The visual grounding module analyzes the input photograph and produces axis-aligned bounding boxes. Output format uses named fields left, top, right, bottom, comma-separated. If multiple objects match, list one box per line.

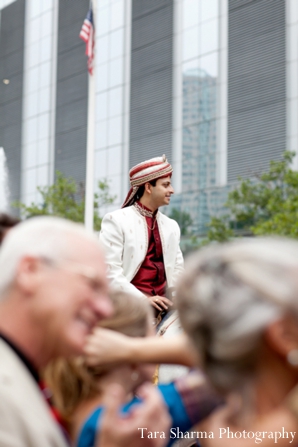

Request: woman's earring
left=287, top=349, right=298, bottom=366
left=131, top=371, right=139, bottom=381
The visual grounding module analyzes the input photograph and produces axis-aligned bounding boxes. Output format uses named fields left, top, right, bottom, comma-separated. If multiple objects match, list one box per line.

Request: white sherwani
left=100, top=205, right=184, bottom=298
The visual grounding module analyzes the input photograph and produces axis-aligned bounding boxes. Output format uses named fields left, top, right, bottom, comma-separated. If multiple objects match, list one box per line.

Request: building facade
left=0, top=0, right=297, bottom=234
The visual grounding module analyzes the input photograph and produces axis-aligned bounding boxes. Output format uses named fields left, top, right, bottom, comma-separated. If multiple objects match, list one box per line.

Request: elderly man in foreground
left=0, top=216, right=170, bottom=447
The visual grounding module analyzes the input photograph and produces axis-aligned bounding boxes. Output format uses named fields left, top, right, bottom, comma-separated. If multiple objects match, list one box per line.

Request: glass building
left=0, top=0, right=297, bottom=235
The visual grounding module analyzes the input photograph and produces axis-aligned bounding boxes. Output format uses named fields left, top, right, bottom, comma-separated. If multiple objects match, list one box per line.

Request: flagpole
left=84, top=0, right=95, bottom=231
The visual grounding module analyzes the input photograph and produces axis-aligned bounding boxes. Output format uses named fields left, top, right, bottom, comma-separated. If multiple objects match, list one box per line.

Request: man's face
left=33, top=237, right=113, bottom=359
left=150, top=176, right=174, bottom=208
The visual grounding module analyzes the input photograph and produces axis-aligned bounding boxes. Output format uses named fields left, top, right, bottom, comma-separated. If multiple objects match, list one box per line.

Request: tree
left=168, top=208, right=193, bottom=236
left=205, top=151, right=298, bottom=242
left=13, top=171, right=116, bottom=231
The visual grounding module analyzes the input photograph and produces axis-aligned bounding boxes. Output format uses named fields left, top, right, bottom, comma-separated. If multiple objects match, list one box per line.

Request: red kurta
left=131, top=202, right=167, bottom=297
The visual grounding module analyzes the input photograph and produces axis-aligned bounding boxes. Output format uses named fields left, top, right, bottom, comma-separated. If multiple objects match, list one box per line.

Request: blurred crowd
left=0, top=211, right=298, bottom=447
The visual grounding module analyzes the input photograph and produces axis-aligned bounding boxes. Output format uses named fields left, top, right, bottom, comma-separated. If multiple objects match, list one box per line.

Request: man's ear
left=15, top=256, right=41, bottom=295
left=144, top=182, right=152, bottom=195
left=264, top=315, right=298, bottom=359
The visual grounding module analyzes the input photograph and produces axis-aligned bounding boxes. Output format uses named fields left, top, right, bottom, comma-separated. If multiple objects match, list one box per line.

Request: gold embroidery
left=134, top=202, right=153, bottom=218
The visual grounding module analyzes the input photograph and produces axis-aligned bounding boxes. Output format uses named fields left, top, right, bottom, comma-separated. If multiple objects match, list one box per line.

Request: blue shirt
left=77, top=382, right=193, bottom=447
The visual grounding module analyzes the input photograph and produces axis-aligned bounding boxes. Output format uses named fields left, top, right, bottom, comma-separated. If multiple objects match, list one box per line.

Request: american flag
left=79, top=7, right=95, bottom=75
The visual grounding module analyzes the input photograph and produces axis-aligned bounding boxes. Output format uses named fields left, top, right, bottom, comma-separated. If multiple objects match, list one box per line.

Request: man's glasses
left=39, top=256, right=105, bottom=296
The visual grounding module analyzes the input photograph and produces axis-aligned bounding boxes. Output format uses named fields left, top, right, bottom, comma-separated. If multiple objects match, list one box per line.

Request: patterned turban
left=122, top=155, right=173, bottom=208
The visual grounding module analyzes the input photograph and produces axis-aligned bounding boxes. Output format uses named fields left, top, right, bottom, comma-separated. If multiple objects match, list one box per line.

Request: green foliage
left=169, top=208, right=193, bottom=235
left=13, top=171, right=116, bottom=231
left=205, top=151, right=298, bottom=242
left=205, top=217, right=234, bottom=243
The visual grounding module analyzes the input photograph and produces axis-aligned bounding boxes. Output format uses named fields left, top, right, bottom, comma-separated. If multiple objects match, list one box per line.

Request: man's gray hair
left=0, top=216, right=98, bottom=297
left=176, top=238, right=298, bottom=392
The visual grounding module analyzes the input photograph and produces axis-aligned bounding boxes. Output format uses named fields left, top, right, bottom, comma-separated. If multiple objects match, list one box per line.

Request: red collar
left=134, top=201, right=158, bottom=218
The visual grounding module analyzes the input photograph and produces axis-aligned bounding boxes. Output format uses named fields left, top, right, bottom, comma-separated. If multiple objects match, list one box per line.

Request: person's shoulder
left=77, top=407, right=104, bottom=447
left=102, top=207, right=137, bottom=226
left=102, top=208, right=126, bottom=222
left=0, top=340, right=35, bottom=389
left=158, top=211, right=179, bottom=229
left=0, top=340, right=40, bottom=406
left=0, top=338, right=21, bottom=372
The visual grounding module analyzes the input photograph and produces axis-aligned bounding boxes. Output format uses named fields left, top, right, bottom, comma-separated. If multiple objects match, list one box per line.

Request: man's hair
left=0, top=216, right=98, bottom=297
left=136, top=179, right=157, bottom=200
left=0, top=213, right=20, bottom=245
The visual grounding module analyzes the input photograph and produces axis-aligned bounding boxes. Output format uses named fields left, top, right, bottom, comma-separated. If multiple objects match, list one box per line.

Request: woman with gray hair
left=176, top=237, right=298, bottom=446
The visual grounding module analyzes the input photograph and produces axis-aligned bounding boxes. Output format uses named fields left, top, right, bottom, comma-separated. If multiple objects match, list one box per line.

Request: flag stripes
left=79, top=7, right=95, bottom=75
